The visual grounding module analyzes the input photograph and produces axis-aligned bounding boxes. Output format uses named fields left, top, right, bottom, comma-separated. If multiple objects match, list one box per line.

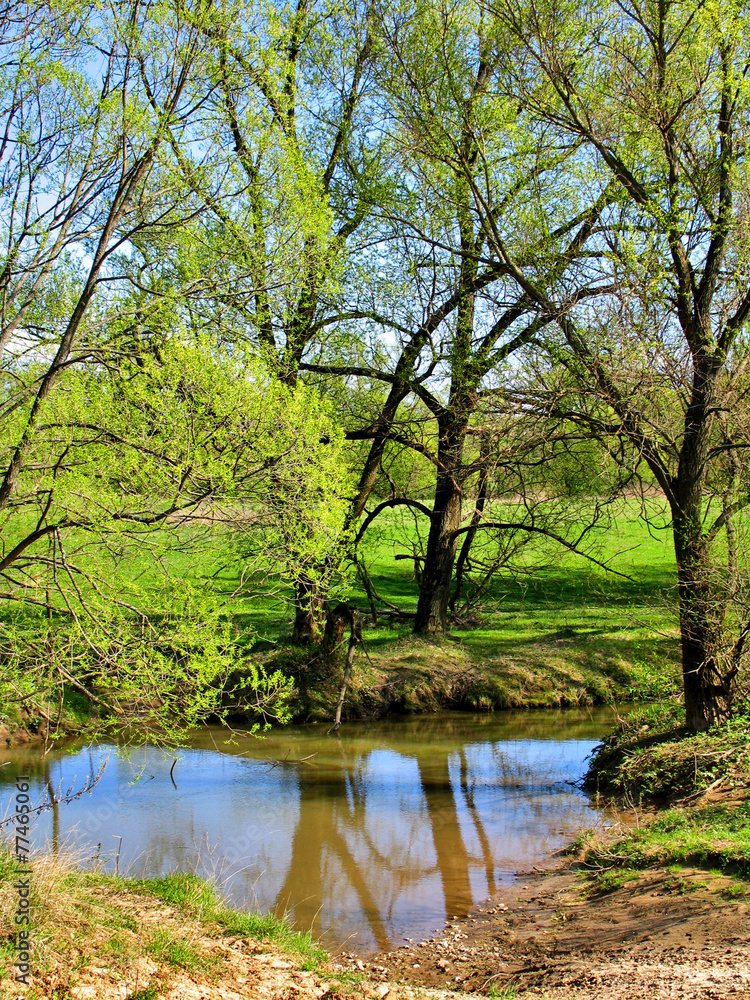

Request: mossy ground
left=269, top=629, right=680, bottom=723
left=584, top=704, right=750, bottom=800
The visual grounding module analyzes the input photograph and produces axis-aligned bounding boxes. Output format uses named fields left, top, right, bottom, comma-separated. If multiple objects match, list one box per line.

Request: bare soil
left=340, top=854, right=750, bottom=999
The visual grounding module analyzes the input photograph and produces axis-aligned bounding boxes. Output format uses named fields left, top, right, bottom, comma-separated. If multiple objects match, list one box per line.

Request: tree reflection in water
left=0, top=711, right=610, bottom=952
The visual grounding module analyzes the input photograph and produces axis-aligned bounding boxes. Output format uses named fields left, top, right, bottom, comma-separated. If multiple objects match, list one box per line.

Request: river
left=0, top=708, right=619, bottom=952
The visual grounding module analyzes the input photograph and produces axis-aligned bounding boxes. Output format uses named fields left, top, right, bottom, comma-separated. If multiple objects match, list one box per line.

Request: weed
left=217, top=909, right=326, bottom=966
left=584, top=801, right=750, bottom=880
left=488, top=983, right=518, bottom=998
left=589, top=867, right=641, bottom=894
left=723, top=882, right=750, bottom=899
left=126, top=986, right=160, bottom=1000
left=585, top=710, right=750, bottom=800
left=329, top=969, right=367, bottom=985
left=147, top=927, right=211, bottom=972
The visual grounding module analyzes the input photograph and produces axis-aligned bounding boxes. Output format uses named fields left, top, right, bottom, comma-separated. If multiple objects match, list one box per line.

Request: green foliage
left=0, top=341, right=352, bottom=742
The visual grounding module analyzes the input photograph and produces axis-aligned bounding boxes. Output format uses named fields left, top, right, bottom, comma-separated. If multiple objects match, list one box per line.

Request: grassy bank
left=0, top=847, right=332, bottom=1000
left=263, top=499, right=682, bottom=720
left=577, top=707, right=750, bottom=895
left=0, top=498, right=683, bottom=740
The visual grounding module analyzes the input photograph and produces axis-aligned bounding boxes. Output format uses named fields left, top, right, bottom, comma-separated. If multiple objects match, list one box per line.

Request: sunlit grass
left=0, top=846, right=328, bottom=994
left=584, top=800, right=750, bottom=887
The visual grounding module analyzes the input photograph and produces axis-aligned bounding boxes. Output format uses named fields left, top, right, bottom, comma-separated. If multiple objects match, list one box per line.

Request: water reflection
left=0, top=709, right=615, bottom=951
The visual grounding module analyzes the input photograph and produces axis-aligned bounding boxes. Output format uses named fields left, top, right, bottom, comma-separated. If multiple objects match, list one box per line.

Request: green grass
left=0, top=847, right=329, bottom=994
left=584, top=800, right=750, bottom=886
left=134, top=871, right=327, bottom=968
left=146, top=927, right=211, bottom=972
left=126, top=987, right=160, bottom=1000
left=360, top=496, right=677, bottom=651
left=487, top=983, right=518, bottom=998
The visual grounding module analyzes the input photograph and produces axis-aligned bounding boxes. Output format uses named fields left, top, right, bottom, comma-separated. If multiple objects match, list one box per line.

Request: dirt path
left=337, top=855, right=750, bottom=999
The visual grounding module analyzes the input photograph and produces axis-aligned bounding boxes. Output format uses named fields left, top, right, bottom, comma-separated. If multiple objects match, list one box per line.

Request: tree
left=0, top=339, right=350, bottom=742
left=303, top=0, right=615, bottom=634
left=161, top=0, right=383, bottom=642
left=0, top=0, right=207, bottom=570
left=494, top=0, right=750, bottom=730
left=0, top=2, right=352, bottom=739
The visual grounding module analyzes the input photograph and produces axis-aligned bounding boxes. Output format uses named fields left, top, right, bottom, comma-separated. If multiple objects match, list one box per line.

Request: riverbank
left=0, top=630, right=680, bottom=745
left=270, top=631, right=680, bottom=723
left=340, top=711, right=750, bottom=998
left=372, top=708, right=750, bottom=1000
left=369, top=825, right=750, bottom=999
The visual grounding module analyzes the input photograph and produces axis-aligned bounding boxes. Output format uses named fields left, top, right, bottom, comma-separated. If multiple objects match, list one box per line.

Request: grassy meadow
left=0, top=495, right=683, bottom=734
left=233, top=495, right=683, bottom=716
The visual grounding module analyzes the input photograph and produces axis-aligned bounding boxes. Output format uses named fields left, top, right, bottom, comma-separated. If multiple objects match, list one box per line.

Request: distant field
left=152, top=496, right=681, bottom=672
left=181, top=495, right=679, bottom=710
left=359, top=495, right=674, bottom=629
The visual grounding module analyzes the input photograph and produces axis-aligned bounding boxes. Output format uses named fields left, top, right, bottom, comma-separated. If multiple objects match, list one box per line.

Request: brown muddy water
left=0, top=709, right=621, bottom=952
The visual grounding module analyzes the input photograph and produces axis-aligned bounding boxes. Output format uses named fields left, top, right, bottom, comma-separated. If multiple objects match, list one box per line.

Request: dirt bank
left=346, top=852, right=750, bottom=999
left=275, top=634, right=678, bottom=723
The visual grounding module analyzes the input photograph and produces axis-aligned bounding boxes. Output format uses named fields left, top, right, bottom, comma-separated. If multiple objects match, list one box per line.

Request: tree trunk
left=674, top=523, right=733, bottom=732
left=292, top=575, right=325, bottom=645
left=414, top=415, right=467, bottom=635
left=672, top=383, right=734, bottom=732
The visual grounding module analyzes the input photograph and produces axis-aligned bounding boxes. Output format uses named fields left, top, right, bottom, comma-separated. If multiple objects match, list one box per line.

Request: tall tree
left=494, top=0, right=750, bottom=730
left=165, top=0, right=383, bottom=642
left=0, top=0, right=206, bottom=563
left=303, top=0, right=613, bottom=633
